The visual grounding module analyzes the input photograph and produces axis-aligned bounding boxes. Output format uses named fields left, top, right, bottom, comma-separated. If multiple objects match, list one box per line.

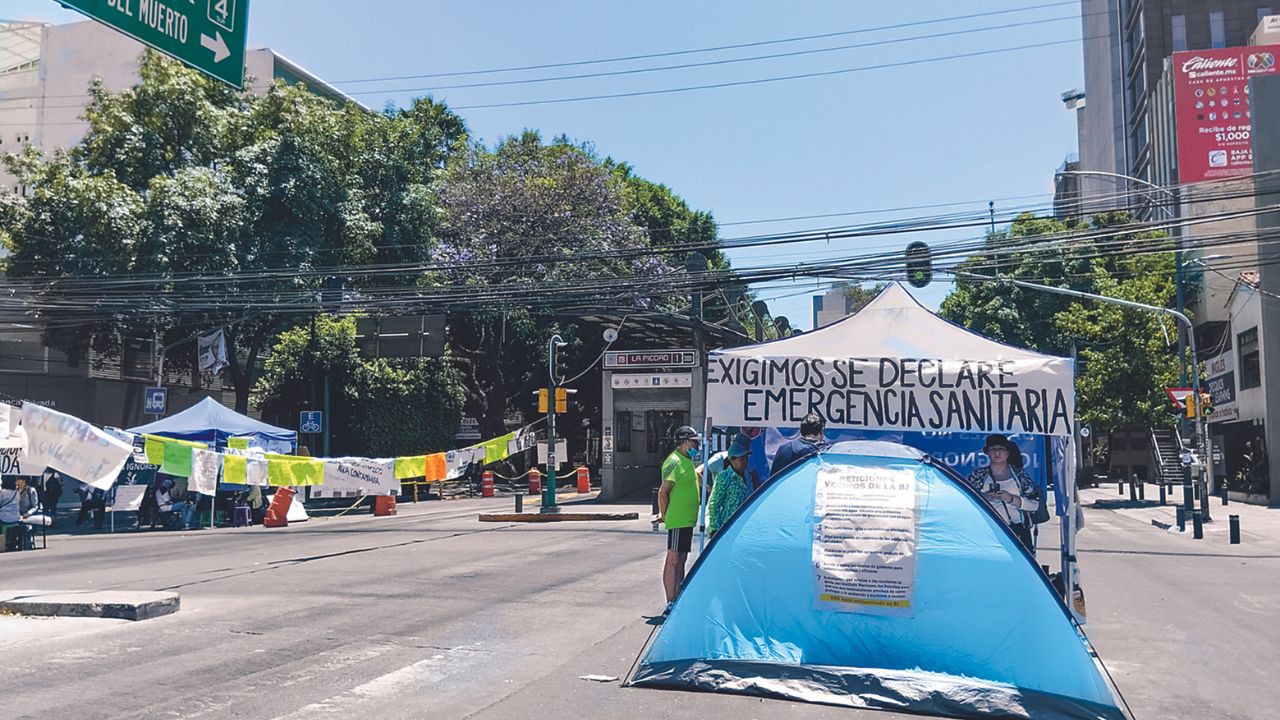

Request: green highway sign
left=60, top=0, right=248, bottom=89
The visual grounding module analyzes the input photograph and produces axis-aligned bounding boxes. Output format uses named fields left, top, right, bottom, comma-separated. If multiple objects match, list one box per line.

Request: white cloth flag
left=190, top=448, right=222, bottom=496
left=244, top=456, right=268, bottom=487
left=197, top=329, right=229, bottom=374
left=318, top=457, right=397, bottom=497
left=22, top=404, right=132, bottom=490
left=445, top=450, right=462, bottom=480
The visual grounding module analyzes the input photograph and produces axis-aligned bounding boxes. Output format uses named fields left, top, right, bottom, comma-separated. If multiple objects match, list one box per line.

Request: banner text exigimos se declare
left=707, top=355, right=1073, bottom=436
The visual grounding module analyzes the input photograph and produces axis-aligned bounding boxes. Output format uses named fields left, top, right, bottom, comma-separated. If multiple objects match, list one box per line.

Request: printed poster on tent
left=812, top=464, right=917, bottom=616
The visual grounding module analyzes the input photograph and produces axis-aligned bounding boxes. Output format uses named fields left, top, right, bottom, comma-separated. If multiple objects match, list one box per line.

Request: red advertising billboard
left=1174, top=45, right=1280, bottom=183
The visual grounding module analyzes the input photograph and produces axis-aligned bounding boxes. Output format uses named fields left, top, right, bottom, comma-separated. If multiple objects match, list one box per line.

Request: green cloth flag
left=150, top=436, right=207, bottom=477
left=395, top=455, right=426, bottom=480
left=228, top=437, right=250, bottom=450
left=265, top=453, right=324, bottom=486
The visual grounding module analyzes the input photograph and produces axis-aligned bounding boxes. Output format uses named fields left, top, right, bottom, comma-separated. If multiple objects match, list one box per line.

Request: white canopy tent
left=705, top=283, right=1082, bottom=614
left=707, top=283, right=1075, bottom=437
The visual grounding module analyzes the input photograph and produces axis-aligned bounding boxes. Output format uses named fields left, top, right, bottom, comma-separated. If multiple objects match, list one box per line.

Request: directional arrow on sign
left=201, top=32, right=230, bottom=63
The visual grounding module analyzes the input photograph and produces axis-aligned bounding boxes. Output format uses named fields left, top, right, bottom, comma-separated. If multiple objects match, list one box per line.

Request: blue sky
left=8, top=1, right=1083, bottom=329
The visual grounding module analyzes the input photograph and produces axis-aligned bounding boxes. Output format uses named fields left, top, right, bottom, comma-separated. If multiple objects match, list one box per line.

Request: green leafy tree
left=841, top=282, right=889, bottom=314
left=940, top=213, right=1181, bottom=433
left=254, top=315, right=465, bottom=456
left=1, top=52, right=465, bottom=412
left=436, top=132, right=668, bottom=436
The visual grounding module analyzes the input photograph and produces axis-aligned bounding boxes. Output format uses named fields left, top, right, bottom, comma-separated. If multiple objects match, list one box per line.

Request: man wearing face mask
left=655, top=425, right=702, bottom=613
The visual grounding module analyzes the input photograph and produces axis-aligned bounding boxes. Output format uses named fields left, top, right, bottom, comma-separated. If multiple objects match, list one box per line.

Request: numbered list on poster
left=812, top=465, right=917, bottom=615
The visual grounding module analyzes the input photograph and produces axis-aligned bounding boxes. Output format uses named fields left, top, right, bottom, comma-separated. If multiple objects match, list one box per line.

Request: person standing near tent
left=655, top=425, right=702, bottom=611
left=40, top=469, right=63, bottom=522
left=707, top=434, right=752, bottom=537
left=964, top=434, right=1041, bottom=551
left=769, top=413, right=829, bottom=479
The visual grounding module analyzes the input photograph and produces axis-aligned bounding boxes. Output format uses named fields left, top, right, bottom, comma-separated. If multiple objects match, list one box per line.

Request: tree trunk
left=225, top=324, right=270, bottom=414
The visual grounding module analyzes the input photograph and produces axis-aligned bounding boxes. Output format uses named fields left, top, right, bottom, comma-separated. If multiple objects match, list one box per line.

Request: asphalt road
left=2, top=491, right=1277, bottom=720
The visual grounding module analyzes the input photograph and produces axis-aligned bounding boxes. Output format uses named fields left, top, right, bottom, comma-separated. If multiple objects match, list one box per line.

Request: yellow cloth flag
left=224, top=454, right=247, bottom=485
left=485, top=433, right=516, bottom=464
left=265, top=453, right=324, bottom=486
left=395, top=455, right=426, bottom=479
left=145, top=436, right=165, bottom=465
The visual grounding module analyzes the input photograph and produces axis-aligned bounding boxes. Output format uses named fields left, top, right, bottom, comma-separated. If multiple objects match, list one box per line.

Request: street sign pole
left=60, top=0, right=249, bottom=89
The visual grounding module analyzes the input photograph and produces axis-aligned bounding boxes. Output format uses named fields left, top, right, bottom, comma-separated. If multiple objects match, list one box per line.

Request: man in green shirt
left=656, top=425, right=702, bottom=609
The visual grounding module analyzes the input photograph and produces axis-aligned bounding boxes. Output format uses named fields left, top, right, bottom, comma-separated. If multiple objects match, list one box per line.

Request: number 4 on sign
left=208, top=0, right=236, bottom=32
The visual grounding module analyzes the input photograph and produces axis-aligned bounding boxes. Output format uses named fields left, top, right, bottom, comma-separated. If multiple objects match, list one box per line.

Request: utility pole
left=1056, top=169, right=1198, bottom=515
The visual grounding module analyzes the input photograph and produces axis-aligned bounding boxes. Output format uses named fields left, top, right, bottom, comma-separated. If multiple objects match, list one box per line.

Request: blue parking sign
left=300, top=411, right=323, bottom=434
left=144, top=387, right=167, bottom=415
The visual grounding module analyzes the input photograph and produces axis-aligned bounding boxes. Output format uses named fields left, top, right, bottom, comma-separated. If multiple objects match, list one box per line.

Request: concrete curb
left=0, top=590, right=180, bottom=621
left=478, top=512, right=640, bottom=523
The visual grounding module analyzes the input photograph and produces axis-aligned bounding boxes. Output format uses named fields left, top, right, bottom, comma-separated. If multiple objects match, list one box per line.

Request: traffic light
left=1200, top=392, right=1214, bottom=416
left=555, top=387, right=568, bottom=413
left=905, top=241, right=932, bottom=288
left=1185, top=393, right=1196, bottom=419
left=537, top=388, right=548, bottom=414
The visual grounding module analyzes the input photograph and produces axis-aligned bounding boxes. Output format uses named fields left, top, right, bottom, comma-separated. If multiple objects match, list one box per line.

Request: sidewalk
left=1080, top=483, right=1280, bottom=546
left=13, top=486, right=603, bottom=547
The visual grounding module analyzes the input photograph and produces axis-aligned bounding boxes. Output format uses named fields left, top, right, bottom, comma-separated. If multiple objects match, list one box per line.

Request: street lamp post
left=956, top=271, right=1212, bottom=530
left=1055, top=170, right=1206, bottom=518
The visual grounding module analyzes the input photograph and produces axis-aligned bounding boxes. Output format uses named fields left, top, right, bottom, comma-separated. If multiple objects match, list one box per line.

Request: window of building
left=1238, top=327, right=1261, bottom=389
left=1211, top=11, right=1227, bottom=48
left=1172, top=15, right=1187, bottom=52
left=614, top=411, right=632, bottom=452
left=1260, top=8, right=1274, bottom=24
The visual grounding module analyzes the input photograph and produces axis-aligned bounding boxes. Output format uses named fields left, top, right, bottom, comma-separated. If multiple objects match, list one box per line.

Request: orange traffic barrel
left=482, top=471, right=495, bottom=497
left=529, top=468, right=541, bottom=495
left=576, top=466, right=590, bottom=493
left=374, top=495, right=397, bottom=516
left=263, top=487, right=294, bottom=528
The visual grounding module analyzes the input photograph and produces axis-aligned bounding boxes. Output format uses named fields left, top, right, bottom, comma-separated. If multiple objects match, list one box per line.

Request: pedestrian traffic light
left=906, top=241, right=932, bottom=288
left=1200, top=392, right=1214, bottom=416
left=555, top=387, right=568, bottom=413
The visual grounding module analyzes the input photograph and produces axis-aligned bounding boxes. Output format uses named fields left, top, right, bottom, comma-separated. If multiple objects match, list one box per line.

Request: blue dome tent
left=628, top=442, right=1128, bottom=719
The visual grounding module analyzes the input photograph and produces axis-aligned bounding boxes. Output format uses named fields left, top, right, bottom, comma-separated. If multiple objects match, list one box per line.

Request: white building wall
left=0, top=20, right=295, bottom=194
left=1227, top=286, right=1266, bottom=422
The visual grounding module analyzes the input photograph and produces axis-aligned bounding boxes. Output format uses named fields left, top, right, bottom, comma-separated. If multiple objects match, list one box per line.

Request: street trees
left=435, top=133, right=675, bottom=436
left=941, top=213, right=1181, bottom=433
left=254, top=315, right=465, bottom=457
left=1, top=52, right=465, bottom=413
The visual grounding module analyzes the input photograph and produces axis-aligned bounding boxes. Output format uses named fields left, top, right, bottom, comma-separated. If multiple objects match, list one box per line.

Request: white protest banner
left=0, top=448, right=27, bottom=475
left=812, top=464, right=917, bottom=616
left=22, top=404, right=132, bottom=490
left=707, top=354, right=1075, bottom=436
left=190, top=448, right=222, bottom=496
left=317, top=457, right=397, bottom=497
left=0, top=403, right=25, bottom=449
left=111, top=484, right=148, bottom=512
